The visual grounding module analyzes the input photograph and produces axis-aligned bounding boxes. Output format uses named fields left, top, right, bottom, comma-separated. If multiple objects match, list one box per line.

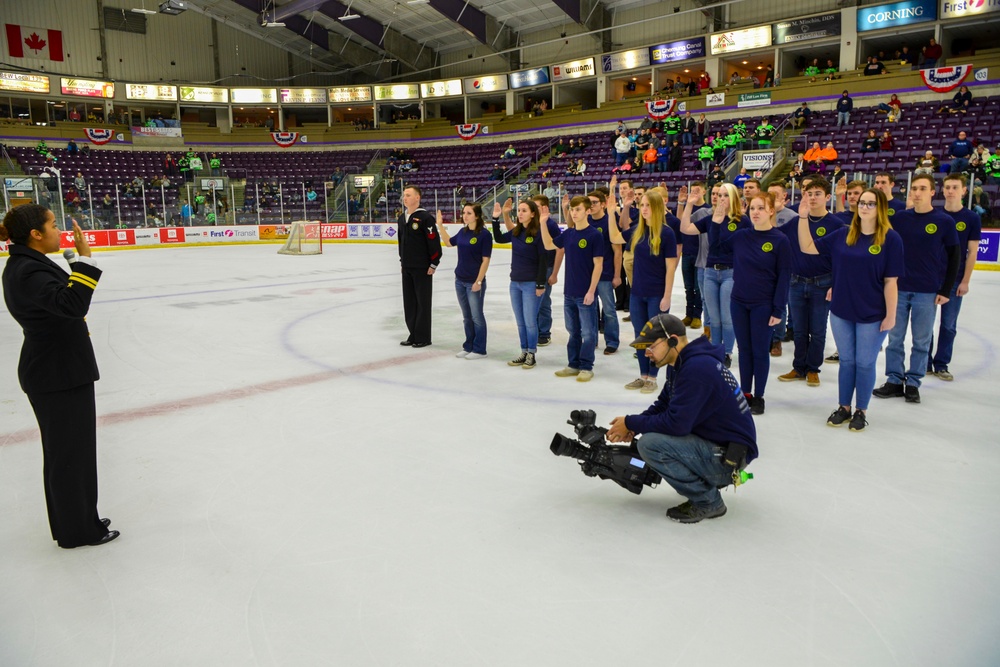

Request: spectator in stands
left=804, top=59, right=821, bottom=77
left=754, top=117, right=775, bottom=149
left=577, top=158, right=587, bottom=175
left=614, top=131, right=631, bottom=167
left=971, top=182, right=990, bottom=224
left=762, top=64, right=775, bottom=88
left=924, top=38, right=942, bottom=68
left=568, top=139, right=581, bottom=154
left=635, top=128, right=651, bottom=155
left=900, top=45, right=918, bottom=69
left=707, top=164, right=726, bottom=188
left=490, top=164, right=505, bottom=181
left=969, top=145, right=992, bottom=182
left=792, top=102, right=811, bottom=129
left=948, top=131, right=974, bottom=174
left=553, top=138, right=568, bottom=157
left=35, top=140, right=48, bottom=156
left=543, top=180, right=558, bottom=201
left=65, top=187, right=81, bottom=212
left=862, top=129, right=881, bottom=153
left=668, top=139, right=684, bottom=172
left=682, top=112, right=697, bottom=146
left=698, top=138, right=715, bottom=172
left=877, top=93, right=903, bottom=117
left=865, top=56, right=887, bottom=76
left=698, top=71, right=711, bottom=92
left=786, top=164, right=804, bottom=188
left=823, top=60, right=839, bottom=80
left=210, top=154, right=221, bottom=176
left=654, top=140, right=668, bottom=173
left=696, top=113, right=710, bottom=142
left=503, top=144, right=517, bottom=159
left=306, top=187, right=317, bottom=202
left=330, top=167, right=344, bottom=186
left=74, top=172, right=86, bottom=192
left=830, top=164, right=846, bottom=185
left=806, top=160, right=827, bottom=175
left=729, top=71, right=741, bottom=85
left=880, top=131, right=895, bottom=152
left=939, top=85, right=973, bottom=114
left=733, top=168, right=750, bottom=190
left=914, top=150, right=940, bottom=175
left=804, top=142, right=823, bottom=162
left=836, top=90, right=853, bottom=127
left=66, top=139, right=78, bottom=155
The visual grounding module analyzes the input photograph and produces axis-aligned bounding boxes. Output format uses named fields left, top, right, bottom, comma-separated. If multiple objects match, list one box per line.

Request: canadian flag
left=5, top=24, right=64, bottom=62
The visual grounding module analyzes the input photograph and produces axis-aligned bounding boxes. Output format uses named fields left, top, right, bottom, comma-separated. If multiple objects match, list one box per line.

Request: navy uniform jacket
left=397, top=208, right=442, bottom=270
left=2, top=245, right=102, bottom=394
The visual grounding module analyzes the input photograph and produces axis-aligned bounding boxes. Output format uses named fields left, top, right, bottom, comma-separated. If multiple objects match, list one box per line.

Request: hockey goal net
left=277, top=221, right=323, bottom=255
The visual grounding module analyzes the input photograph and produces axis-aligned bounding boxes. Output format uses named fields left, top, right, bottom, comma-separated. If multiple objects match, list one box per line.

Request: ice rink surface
left=1, top=243, right=998, bottom=666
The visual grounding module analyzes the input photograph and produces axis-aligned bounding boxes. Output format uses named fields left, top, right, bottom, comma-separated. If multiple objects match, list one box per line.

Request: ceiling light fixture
left=339, top=2, right=359, bottom=20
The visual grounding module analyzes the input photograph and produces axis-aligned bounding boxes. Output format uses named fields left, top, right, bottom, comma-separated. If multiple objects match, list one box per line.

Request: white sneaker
left=641, top=379, right=658, bottom=394
left=455, top=350, right=469, bottom=358
left=554, top=367, right=580, bottom=377
left=465, top=352, right=488, bottom=360
left=576, top=370, right=594, bottom=382
left=624, top=378, right=645, bottom=390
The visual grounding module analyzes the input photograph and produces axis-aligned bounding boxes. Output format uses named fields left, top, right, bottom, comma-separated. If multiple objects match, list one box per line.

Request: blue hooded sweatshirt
left=624, top=337, right=759, bottom=463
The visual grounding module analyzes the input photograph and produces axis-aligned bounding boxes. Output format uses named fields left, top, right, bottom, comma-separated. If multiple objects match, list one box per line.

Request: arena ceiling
left=180, top=0, right=715, bottom=80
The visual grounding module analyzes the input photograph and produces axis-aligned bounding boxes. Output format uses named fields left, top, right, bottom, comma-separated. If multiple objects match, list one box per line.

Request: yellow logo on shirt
left=526, top=236, right=534, bottom=244
left=925, top=224, right=937, bottom=234
left=956, top=221, right=967, bottom=232
left=762, top=242, right=773, bottom=252
left=816, top=227, right=826, bottom=236
left=869, top=244, right=882, bottom=255
left=470, top=237, right=478, bottom=245
left=887, top=208, right=895, bottom=216
left=578, top=239, right=587, bottom=249
left=727, top=222, right=737, bottom=231
left=411, top=222, right=419, bottom=230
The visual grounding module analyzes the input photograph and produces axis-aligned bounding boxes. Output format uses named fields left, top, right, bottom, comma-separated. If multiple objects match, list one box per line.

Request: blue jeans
left=538, top=266, right=555, bottom=337
left=616, top=152, right=628, bottom=166
left=682, top=131, right=693, bottom=146
left=697, top=267, right=711, bottom=329
left=564, top=295, right=599, bottom=371
left=681, top=255, right=702, bottom=319
left=455, top=279, right=487, bottom=354
left=950, top=158, right=969, bottom=174
left=510, top=281, right=542, bottom=353
left=885, top=291, right=937, bottom=388
left=788, top=275, right=832, bottom=374
left=830, top=313, right=887, bottom=411
left=636, top=433, right=731, bottom=509
left=929, top=286, right=962, bottom=371
left=595, top=280, right=620, bottom=350
left=702, top=267, right=734, bottom=354
left=836, top=111, right=850, bottom=127
left=630, top=294, right=666, bottom=377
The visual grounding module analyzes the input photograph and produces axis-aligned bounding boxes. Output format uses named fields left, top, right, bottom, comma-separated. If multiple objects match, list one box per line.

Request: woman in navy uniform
left=1, top=205, right=118, bottom=548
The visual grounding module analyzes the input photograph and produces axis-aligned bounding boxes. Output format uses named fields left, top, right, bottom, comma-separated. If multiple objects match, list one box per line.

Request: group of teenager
left=396, top=165, right=980, bottom=432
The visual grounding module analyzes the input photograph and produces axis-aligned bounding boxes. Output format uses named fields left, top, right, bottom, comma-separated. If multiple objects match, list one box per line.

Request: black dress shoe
left=411, top=341, right=432, bottom=348
left=101, top=518, right=111, bottom=528
left=400, top=339, right=414, bottom=346
left=59, top=530, right=120, bottom=549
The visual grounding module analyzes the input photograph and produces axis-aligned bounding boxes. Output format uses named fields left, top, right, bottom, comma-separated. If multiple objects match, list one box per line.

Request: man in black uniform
left=397, top=185, right=441, bottom=347
left=1, top=205, right=119, bottom=548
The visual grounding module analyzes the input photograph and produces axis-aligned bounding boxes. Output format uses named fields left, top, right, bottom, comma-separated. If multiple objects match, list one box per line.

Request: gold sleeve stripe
left=68, top=274, right=98, bottom=290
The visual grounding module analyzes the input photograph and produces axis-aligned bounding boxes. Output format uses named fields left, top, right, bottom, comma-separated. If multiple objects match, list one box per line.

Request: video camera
left=550, top=409, right=661, bottom=495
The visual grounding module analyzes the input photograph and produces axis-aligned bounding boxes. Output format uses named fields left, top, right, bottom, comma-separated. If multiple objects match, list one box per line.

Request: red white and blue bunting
left=270, top=132, right=300, bottom=148
left=456, top=123, right=481, bottom=141
left=84, top=128, right=115, bottom=145
left=920, top=65, right=972, bottom=93
left=645, top=99, right=677, bottom=120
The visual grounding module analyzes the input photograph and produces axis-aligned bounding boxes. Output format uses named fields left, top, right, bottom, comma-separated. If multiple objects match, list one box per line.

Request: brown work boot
left=682, top=316, right=693, bottom=326
left=778, top=369, right=805, bottom=382
left=770, top=341, right=782, bottom=357
left=806, top=372, right=820, bottom=386
left=703, top=325, right=711, bottom=339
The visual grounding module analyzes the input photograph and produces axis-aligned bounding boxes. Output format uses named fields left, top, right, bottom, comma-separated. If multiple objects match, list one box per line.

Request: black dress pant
left=401, top=267, right=434, bottom=344
left=27, top=383, right=108, bottom=548
left=614, top=263, right=630, bottom=310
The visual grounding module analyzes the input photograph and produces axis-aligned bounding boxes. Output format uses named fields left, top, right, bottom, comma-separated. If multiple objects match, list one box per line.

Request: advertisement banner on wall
left=738, top=92, right=772, bottom=107
left=551, top=58, right=596, bottom=81
left=510, top=67, right=550, bottom=89
left=706, top=92, right=726, bottom=106
left=62, top=78, right=115, bottom=98
left=773, top=13, right=842, bottom=43
left=858, top=0, right=936, bottom=31
left=132, top=126, right=183, bottom=138
left=463, top=75, right=509, bottom=94
left=940, top=0, right=1000, bottom=20
left=158, top=228, right=186, bottom=244
left=649, top=37, right=706, bottom=64
left=373, top=84, right=420, bottom=101
left=329, top=86, right=371, bottom=103
left=710, top=26, right=772, bottom=55
left=602, top=48, right=650, bottom=73
left=420, top=79, right=463, bottom=98
left=180, top=86, right=228, bottom=103
left=978, top=231, right=1000, bottom=262
left=322, top=223, right=348, bottom=240
left=742, top=151, right=775, bottom=171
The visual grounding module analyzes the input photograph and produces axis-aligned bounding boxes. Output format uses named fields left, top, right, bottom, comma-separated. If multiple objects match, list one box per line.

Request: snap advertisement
left=858, top=0, right=936, bottom=31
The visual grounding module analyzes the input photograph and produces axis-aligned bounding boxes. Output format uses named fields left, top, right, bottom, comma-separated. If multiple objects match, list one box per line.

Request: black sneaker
left=849, top=410, right=868, bottom=431
left=723, top=354, right=732, bottom=369
left=750, top=396, right=765, bottom=415
left=825, top=351, right=839, bottom=364
left=603, top=347, right=618, bottom=355
left=904, top=385, right=921, bottom=404
left=872, top=382, right=904, bottom=399
left=667, top=500, right=727, bottom=523
left=537, top=336, right=551, bottom=347
left=827, top=406, right=852, bottom=427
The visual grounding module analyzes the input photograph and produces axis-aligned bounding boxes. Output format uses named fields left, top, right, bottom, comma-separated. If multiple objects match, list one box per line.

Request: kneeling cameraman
left=607, top=314, right=758, bottom=523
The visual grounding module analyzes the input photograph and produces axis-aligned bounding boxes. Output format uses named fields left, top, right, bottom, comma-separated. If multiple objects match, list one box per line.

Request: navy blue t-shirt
left=553, top=225, right=605, bottom=297
left=680, top=204, right=710, bottom=256
left=451, top=227, right=493, bottom=282
left=693, top=214, right=751, bottom=266
left=543, top=218, right=563, bottom=268
left=727, top=227, right=792, bottom=318
left=892, top=208, right=960, bottom=293
left=589, top=213, right=618, bottom=281
left=621, top=224, right=678, bottom=298
left=815, top=227, right=905, bottom=323
left=495, top=224, right=547, bottom=284
left=886, top=198, right=904, bottom=215
left=779, top=213, right=844, bottom=277
left=944, top=207, right=982, bottom=278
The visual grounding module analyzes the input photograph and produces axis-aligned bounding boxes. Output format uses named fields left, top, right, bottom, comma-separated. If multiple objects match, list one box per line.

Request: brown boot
left=703, top=325, right=711, bottom=339
left=806, top=372, right=820, bottom=387
left=778, top=369, right=805, bottom=382
left=770, top=341, right=782, bottom=357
